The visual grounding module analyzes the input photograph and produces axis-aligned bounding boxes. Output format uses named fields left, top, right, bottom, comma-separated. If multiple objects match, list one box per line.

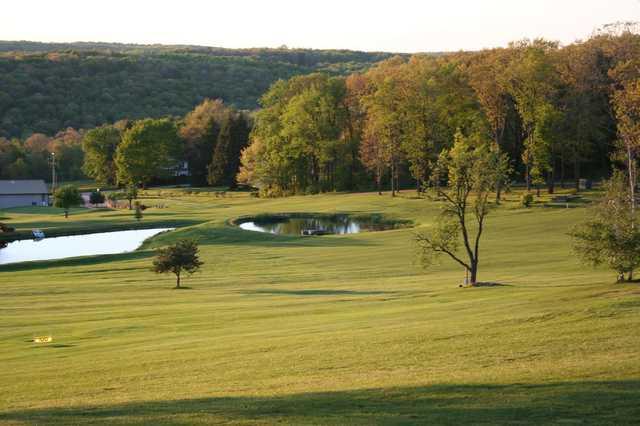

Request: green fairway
left=1, top=189, right=639, bottom=425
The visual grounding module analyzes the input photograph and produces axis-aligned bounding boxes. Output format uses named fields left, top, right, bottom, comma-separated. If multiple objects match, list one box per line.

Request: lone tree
left=153, top=239, right=203, bottom=289
left=570, top=171, right=640, bottom=282
left=89, top=190, right=105, bottom=206
left=53, top=185, right=84, bottom=218
left=416, top=132, right=509, bottom=286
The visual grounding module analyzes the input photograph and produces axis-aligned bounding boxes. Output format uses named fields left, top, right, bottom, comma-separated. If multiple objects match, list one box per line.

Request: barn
left=0, top=180, right=49, bottom=208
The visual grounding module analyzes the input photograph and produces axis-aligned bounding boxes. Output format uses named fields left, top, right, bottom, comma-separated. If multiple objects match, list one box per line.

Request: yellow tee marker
left=33, top=336, right=52, bottom=343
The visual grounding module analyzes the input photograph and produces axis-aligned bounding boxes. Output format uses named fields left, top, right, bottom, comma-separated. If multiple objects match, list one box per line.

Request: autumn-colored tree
left=611, top=61, right=640, bottom=216
left=180, top=99, right=228, bottom=185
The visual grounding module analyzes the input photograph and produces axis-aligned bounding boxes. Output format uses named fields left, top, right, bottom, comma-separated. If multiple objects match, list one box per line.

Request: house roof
left=0, top=180, right=48, bottom=195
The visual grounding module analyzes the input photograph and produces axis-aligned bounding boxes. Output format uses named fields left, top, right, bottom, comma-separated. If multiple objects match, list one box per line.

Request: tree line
left=0, top=99, right=251, bottom=189
left=239, top=29, right=640, bottom=196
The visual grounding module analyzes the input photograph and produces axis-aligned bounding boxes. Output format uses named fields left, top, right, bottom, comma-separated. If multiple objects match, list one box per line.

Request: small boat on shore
left=301, top=229, right=332, bottom=236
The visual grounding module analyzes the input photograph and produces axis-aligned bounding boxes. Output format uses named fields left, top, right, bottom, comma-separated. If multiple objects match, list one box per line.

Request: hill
left=0, top=189, right=639, bottom=423
left=0, top=41, right=404, bottom=138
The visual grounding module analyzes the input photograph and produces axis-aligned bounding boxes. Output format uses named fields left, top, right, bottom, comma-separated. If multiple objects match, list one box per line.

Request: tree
left=124, top=184, right=138, bottom=210
left=210, top=116, right=231, bottom=188
left=180, top=99, right=228, bottom=186
left=134, top=201, right=143, bottom=221
left=611, top=62, right=640, bottom=217
left=468, top=49, right=512, bottom=201
left=82, top=125, right=121, bottom=185
left=152, top=239, right=203, bottom=289
left=570, top=171, right=640, bottom=282
left=416, top=132, right=508, bottom=286
left=115, top=118, right=181, bottom=188
left=89, top=190, right=105, bottom=205
left=361, top=57, right=406, bottom=196
left=504, top=40, right=559, bottom=192
left=53, top=185, right=83, bottom=218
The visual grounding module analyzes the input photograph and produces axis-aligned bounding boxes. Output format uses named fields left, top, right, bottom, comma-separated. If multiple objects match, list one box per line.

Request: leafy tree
left=208, top=111, right=251, bottom=187
left=611, top=61, right=640, bottom=216
left=152, top=239, right=204, bottom=289
left=571, top=171, right=640, bottom=282
left=361, top=57, right=406, bottom=196
left=89, top=190, right=105, bottom=205
left=504, top=40, right=559, bottom=192
left=53, top=185, right=83, bottom=218
left=82, top=125, right=121, bottom=185
left=115, top=118, right=181, bottom=188
left=468, top=48, right=513, bottom=201
left=416, top=132, right=508, bottom=286
left=180, top=99, right=227, bottom=185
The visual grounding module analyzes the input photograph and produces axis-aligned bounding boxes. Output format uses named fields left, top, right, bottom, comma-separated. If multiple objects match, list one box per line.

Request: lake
left=0, top=228, right=172, bottom=265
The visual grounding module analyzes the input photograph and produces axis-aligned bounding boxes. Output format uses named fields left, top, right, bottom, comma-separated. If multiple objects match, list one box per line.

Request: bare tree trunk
left=628, top=144, right=636, bottom=223
left=560, top=154, right=565, bottom=189
left=574, top=158, right=581, bottom=192
left=175, top=273, right=181, bottom=289
left=470, top=261, right=478, bottom=286
left=391, top=161, right=396, bottom=197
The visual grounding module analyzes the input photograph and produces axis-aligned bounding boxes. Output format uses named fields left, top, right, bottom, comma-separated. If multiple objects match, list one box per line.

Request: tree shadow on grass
left=1, top=381, right=638, bottom=425
left=242, top=289, right=399, bottom=296
left=0, top=251, right=155, bottom=272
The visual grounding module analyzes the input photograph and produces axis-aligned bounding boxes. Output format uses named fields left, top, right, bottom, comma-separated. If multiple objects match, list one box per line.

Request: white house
left=0, top=180, right=49, bottom=208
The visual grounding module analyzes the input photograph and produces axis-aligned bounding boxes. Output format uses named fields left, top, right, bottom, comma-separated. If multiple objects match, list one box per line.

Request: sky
left=2, top=0, right=639, bottom=53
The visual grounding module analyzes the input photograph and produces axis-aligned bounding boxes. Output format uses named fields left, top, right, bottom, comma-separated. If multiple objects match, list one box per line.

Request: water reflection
left=238, top=216, right=393, bottom=236
left=0, top=228, right=172, bottom=265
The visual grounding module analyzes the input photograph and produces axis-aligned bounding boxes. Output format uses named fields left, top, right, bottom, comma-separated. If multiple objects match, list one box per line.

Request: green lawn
left=0, top=189, right=639, bottom=425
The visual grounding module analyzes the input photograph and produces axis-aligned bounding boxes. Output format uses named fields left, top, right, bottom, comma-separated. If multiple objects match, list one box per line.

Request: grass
left=0, top=188, right=638, bottom=425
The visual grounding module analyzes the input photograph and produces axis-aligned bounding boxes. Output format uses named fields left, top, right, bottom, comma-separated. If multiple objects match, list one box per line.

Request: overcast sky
left=3, top=0, right=639, bottom=52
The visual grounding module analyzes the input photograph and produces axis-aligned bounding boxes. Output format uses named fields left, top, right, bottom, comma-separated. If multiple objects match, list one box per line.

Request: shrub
left=520, top=192, right=534, bottom=208
left=89, top=190, right=105, bottom=205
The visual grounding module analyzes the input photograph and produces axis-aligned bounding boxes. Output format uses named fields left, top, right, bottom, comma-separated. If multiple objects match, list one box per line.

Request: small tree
left=570, top=171, right=640, bottom=282
left=153, top=239, right=203, bottom=289
left=416, top=132, right=509, bottom=286
left=89, top=190, right=105, bottom=206
left=134, top=201, right=143, bottom=221
left=124, top=184, right=138, bottom=210
left=53, top=185, right=84, bottom=218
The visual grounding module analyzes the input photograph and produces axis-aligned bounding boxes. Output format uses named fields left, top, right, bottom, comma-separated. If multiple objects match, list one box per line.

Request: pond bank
left=0, top=220, right=192, bottom=243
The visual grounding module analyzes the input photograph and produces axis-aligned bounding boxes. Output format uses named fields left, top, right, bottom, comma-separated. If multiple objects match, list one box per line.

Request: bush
left=89, top=190, right=105, bottom=205
left=520, top=192, right=534, bottom=208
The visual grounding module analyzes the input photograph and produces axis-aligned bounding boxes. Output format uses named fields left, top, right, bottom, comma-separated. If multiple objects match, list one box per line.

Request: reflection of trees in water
left=249, top=215, right=396, bottom=235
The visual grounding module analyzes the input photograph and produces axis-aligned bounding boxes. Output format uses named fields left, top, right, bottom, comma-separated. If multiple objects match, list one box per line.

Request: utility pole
left=50, top=152, right=57, bottom=203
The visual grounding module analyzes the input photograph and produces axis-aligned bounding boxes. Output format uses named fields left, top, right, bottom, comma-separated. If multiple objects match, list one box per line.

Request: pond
left=0, top=228, right=172, bottom=265
left=237, top=214, right=402, bottom=236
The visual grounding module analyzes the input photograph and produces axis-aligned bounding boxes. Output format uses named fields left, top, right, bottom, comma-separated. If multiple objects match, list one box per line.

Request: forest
left=0, top=42, right=396, bottom=138
left=1, top=30, right=639, bottom=193
left=239, top=31, right=640, bottom=195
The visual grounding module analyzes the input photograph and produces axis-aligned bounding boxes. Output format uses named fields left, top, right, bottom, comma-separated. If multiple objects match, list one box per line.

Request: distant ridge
left=0, top=41, right=434, bottom=138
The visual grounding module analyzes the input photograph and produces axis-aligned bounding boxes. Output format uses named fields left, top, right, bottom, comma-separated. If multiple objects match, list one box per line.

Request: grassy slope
left=0, top=189, right=639, bottom=425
